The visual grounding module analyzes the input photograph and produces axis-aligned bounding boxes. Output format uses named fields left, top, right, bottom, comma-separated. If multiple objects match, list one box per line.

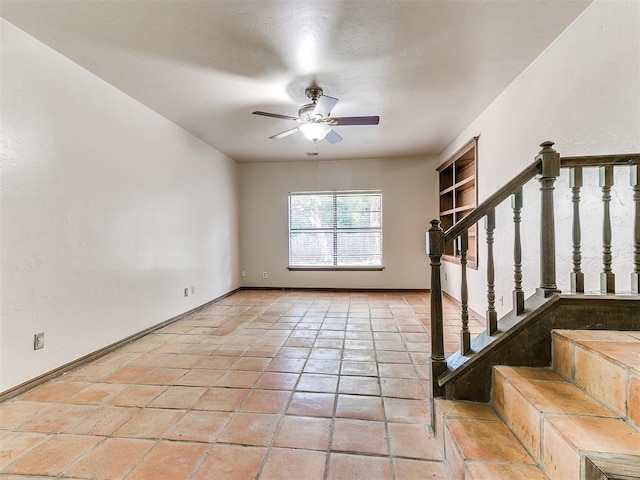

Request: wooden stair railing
left=427, top=141, right=640, bottom=398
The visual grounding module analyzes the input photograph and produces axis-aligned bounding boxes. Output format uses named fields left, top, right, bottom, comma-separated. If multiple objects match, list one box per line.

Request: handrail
left=443, top=152, right=640, bottom=244
left=561, top=153, right=640, bottom=168
left=444, top=160, right=540, bottom=242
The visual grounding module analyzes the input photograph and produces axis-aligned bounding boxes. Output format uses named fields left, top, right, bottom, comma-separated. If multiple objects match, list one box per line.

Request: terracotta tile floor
left=1, top=289, right=484, bottom=479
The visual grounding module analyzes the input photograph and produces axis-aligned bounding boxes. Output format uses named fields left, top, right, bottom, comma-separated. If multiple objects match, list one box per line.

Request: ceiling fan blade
left=331, top=116, right=380, bottom=126
left=313, top=95, right=339, bottom=118
left=253, top=111, right=301, bottom=122
left=325, top=129, right=343, bottom=144
left=269, top=127, right=299, bottom=139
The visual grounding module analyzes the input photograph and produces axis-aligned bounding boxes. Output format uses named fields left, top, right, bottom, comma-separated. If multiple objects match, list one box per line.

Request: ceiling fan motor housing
left=298, top=103, right=318, bottom=122
left=300, top=87, right=325, bottom=121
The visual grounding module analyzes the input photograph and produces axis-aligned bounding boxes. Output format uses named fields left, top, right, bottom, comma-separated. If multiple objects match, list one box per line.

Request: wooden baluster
left=427, top=219, right=446, bottom=398
left=632, top=165, right=640, bottom=294
left=600, top=165, right=615, bottom=293
left=536, top=141, right=561, bottom=297
left=570, top=167, right=585, bottom=293
left=485, top=209, right=497, bottom=335
left=512, top=187, right=524, bottom=314
left=458, top=231, right=471, bottom=354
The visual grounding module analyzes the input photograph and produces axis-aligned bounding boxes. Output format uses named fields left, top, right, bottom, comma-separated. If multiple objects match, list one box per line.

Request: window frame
left=287, top=190, right=384, bottom=271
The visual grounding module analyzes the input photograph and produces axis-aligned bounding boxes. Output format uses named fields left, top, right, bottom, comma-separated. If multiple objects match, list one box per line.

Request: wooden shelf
left=437, top=137, right=479, bottom=268
left=440, top=175, right=475, bottom=195
left=456, top=205, right=474, bottom=213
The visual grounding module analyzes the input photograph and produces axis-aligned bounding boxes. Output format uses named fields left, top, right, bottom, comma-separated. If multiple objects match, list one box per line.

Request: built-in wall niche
left=437, top=137, right=478, bottom=268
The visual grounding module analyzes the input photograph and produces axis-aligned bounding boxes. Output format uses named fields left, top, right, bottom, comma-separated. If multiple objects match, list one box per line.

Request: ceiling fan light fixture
left=300, top=122, right=331, bottom=141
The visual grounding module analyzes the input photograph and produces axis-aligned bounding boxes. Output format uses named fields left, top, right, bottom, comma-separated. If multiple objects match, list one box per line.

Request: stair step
left=434, top=399, right=548, bottom=479
left=464, top=462, right=549, bottom=480
left=552, top=329, right=640, bottom=426
left=434, top=330, right=640, bottom=479
left=543, top=415, right=640, bottom=479
left=493, top=366, right=618, bottom=463
left=494, top=364, right=640, bottom=479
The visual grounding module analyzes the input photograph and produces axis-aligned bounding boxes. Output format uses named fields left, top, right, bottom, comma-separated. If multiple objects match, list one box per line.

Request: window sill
left=287, top=266, right=385, bottom=272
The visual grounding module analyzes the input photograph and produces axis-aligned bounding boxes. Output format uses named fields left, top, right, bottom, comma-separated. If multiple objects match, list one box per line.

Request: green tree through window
left=289, top=191, right=382, bottom=267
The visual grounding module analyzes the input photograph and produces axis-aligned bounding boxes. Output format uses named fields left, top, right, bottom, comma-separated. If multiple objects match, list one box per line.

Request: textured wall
left=437, top=0, right=640, bottom=316
left=239, top=156, right=437, bottom=289
left=0, top=20, right=241, bottom=392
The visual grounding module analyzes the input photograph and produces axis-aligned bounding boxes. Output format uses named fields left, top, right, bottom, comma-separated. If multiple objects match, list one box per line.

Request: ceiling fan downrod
left=305, top=87, right=323, bottom=103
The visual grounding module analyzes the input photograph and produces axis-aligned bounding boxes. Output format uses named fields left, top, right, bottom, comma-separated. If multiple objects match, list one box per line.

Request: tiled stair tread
left=435, top=399, right=498, bottom=421
left=553, top=329, right=639, bottom=420
left=553, top=330, right=640, bottom=372
left=578, top=342, right=640, bottom=372
left=493, top=366, right=564, bottom=383
left=445, top=418, right=535, bottom=463
left=545, top=416, right=640, bottom=456
left=434, top=399, right=499, bottom=449
left=495, top=366, right=618, bottom=417
left=553, top=330, right=640, bottom=343
left=465, top=461, right=549, bottom=480
left=435, top=399, right=548, bottom=479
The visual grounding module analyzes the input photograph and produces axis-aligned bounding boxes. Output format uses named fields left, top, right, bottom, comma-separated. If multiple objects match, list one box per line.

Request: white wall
left=438, top=0, right=640, bottom=316
left=239, top=156, right=437, bottom=289
left=0, top=20, right=241, bottom=392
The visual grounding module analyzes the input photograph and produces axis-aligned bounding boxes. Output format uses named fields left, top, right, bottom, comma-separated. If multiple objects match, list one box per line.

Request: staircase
left=427, top=143, right=640, bottom=403
left=435, top=329, right=640, bottom=479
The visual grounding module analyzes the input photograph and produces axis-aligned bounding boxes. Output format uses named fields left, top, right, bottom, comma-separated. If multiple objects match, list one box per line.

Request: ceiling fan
left=252, top=87, right=380, bottom=144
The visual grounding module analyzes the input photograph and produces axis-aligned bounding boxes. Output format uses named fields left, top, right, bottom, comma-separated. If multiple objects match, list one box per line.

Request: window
left=288, top=191, right=383, bottom=269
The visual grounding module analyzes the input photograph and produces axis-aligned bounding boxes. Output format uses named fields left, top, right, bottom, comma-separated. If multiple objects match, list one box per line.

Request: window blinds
left=288, top=191, right=382, bottom=267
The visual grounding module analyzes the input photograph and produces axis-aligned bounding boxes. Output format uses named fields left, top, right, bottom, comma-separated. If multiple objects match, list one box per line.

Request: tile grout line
left=377, top=308, right=397, bottom=480
left=2, top=291, right=448, bottom=479
left=253, top=300, right=313, bottom=479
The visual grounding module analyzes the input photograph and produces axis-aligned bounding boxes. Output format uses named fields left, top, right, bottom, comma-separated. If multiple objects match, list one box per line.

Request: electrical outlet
left=34, top=332, right=44, bottom=350
left=191, top=286, right=195, bottom=294
left=444, top=273, right=448, bottom=281
left=262, top=272, right=268, bottom=279
left=499, top=295, right=504, bottom=306
left=241, top=271, right=246, bottom=277
left=184, top=288, right=189, bottom=297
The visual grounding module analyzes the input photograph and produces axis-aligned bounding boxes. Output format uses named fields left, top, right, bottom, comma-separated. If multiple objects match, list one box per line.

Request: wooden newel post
left=536, top=141, right=561, bottom=297
left=427, top=219, right=447, bottom=398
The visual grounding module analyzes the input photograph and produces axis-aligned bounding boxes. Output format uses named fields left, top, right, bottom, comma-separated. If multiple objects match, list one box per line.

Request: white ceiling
left=1, top=0, right=591, bottom=162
